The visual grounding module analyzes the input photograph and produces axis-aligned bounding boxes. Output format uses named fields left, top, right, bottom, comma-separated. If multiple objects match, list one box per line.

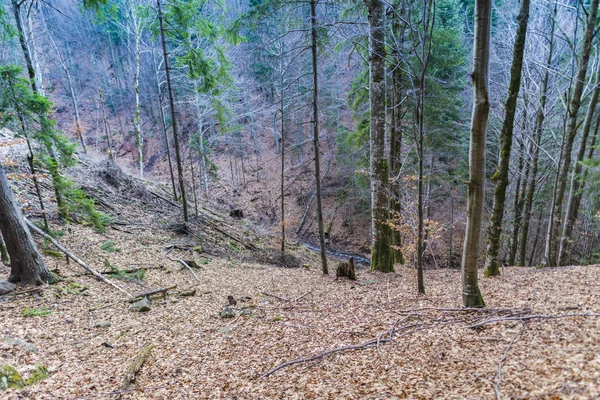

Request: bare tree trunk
left=0, top=160, right=53, bottom=285
left=484, top=0, right=530, bottom=277
left=311, top=0, right=328, bottom=274
left=5, top=73, right=51, bottom=232
left=194, top=92, right=210, bottom=197
left=519, top=4, right=555, bottom=267
left=246, top=92, right=260, bottom=182
left=47, top=32, right=86, bottom=153
left=12, top=0, right=65, bottom=219
left=133, top=12, right=143, bottom=178
left=558, top=56, right=600, bottom=265
left=529, top=209, right=543, bottom=266
left=508, top=133, right=530, bottom=266
left=152, top=49, right=178, bottom=200
left=365, top=0, right=392, bottom=273
left=388, top=1, right=406, bottom=264
left=280, top=113, right=285, bottom=253
left=448, top=194, right=454, bottom=267
left=545, top=0, right=599, bottom=267
left=423, top=153, right=434, bottom=254
left=461, top=0, right=491, bottom=307
left=11, top=0, right=38, bottom=94
left=389, top=1, right=405, bottom=265
left=158, top=0, right=188, bottom=222
left=106, top=31, right=126, bottom=139
left=99, top=87, right=115, bottom=160
left=190, top=155, right=199, bottom=217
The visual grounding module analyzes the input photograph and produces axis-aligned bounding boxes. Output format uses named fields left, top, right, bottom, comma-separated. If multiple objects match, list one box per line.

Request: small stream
left=300, top=241, right=370, bottom=266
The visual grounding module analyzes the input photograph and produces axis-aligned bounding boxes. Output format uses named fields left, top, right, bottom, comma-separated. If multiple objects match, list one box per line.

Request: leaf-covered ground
left=1, top=216, right=599, bottom=399
left=0, top=155, right=598, bottom=399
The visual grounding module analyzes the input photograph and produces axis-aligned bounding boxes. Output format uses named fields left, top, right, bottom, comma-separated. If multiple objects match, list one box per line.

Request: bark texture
left=545, top=0, right=598, bottom=266
left=484, top=0, right=530, bottom=277
left=158, top=0, right=188, bottom=222
left=389, top=2, right=405, bottom=265
left=558, top=56, right=600, bottom=265
left=461, top=0, right=492, bottom=307
left=311, top=0, right=328, bottom=274
left=0, top=161, right=53, bottom=285
left=365, top=0, right=393, bottom=273
left=518, top=5, right=555, bottom=267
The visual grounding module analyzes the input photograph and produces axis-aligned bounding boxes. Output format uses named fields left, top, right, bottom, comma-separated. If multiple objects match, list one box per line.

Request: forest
left=0, top=0, right=600, bottom=398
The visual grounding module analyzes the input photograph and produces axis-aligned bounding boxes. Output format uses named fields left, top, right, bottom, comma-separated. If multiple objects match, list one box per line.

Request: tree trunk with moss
left=389, top=1, right=405, bottom=265
left=461, top=0, right=492, bottom=307
left=484, top=0, right=529, bottom=277
left=545, top=0, right=598, bottom=267
left=365, top=0, right=393, bottom=272
left=558, top=60, right=600, bottom=265
left=0, top=160, right=53, bottom=285
left=519, top=4, right=555, bottom=267
left=12, top=0, right=66, bottom=219
left=508, top=134, right=530, bottom=266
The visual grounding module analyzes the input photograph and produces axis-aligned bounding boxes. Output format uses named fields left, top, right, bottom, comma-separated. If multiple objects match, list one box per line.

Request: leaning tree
left=0, top=159, right=54, bottom=286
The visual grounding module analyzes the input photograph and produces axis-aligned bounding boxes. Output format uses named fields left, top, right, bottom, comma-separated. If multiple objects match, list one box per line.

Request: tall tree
left=11, top=0, right=67, bottom=219
left=518, top=3, right=555, bottom=267
left=483, top=0, right=530, bottom=276
left=0, top=159, right=53, bottom=286
left=311, top=0, right=328, bottom=274
left=544, top=0, right=599, bottom=267
left=365, top=0, right=393, bottom=272
left=388, top=0, right=405, bottom=265
left=558, top=51, right=600, bottom=265
left=461, top=0, right=491, bottom=307
left=157, top=0, right=188, bottom=221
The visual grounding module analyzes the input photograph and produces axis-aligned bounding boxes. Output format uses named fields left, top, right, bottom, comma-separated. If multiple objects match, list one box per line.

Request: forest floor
left=1, top=157, right=600, bottom=399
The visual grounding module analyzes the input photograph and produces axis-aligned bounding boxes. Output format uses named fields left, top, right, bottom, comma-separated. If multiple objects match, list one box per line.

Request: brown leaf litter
left=0, top=160, right=599, bottom=399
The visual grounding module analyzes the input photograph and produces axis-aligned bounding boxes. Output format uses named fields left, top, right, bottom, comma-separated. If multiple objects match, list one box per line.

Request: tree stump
left=336, top=257, right=356, bottom=281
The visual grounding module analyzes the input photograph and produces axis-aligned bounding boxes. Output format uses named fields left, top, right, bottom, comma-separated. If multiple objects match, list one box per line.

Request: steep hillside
left=2, top=133, right=600, bottom=399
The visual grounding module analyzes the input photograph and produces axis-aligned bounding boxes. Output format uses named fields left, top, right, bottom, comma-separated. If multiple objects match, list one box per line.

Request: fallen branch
left=176, top=259, right=201, bottom=282
left=466, top=313, right=600, bottom=329
left=291, top=291, right=312, bottom=302
left=100, top=265, right=166, bottom=275
left=114, top=345, right=153, bottom=399
left=260, top=291, right=290, bottom=302
left=149, top=190, right=179, bottom=208
left=25, top=219, right=132, bottom=297
left=126, top=285, right=177, bottom=303
left=262, top=317, right=420, bottom=377
left=493, top=323, right=526, bottom=400
left=204, top=219, right=258, bottom=251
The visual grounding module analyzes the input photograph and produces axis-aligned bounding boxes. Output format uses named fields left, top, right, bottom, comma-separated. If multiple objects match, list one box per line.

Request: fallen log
left=114, top=345, right=153, bottom=399
left=24, top=218, right=132, bottom=297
